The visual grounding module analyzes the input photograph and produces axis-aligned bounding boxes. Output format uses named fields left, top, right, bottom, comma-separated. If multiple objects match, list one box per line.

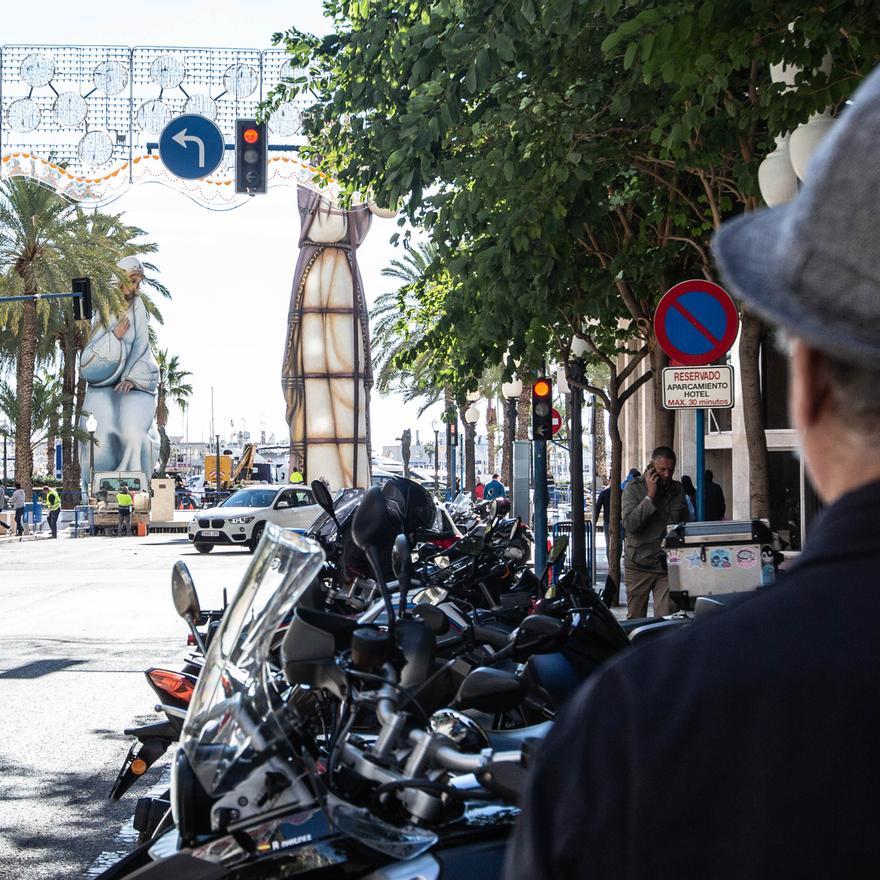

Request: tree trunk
left=739, top=310, right=769, bottom=519
left=516, top=387, right=530, bottom=439
left=486, top=398, right=497, bottom=476
left=444, top=388, right=454, bottom=494
left=606, top=404, right=623, bottom=602
left=595, top=399, right=608, bottom=484
left=650, top=344, right=674, bottom=448
left=46, top=418, right=56, bottom=478
left=15, top=295, right=37, bottom=497
left=158, top=425, right=171, bottom=475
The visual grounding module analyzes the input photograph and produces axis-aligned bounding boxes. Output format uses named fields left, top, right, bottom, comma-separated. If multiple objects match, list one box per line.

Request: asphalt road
left=0, top=531, right=255, bottom=880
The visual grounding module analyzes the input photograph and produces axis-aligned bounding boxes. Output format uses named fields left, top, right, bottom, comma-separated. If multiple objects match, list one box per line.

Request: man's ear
left=790, top=339, right=832, bottom=430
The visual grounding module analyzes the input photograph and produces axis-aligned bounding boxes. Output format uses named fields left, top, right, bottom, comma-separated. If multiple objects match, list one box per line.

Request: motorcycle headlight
left=227, top=515, right=254, bottom=524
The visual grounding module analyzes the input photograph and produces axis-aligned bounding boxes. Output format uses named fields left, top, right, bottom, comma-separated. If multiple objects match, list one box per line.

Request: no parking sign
left=653, top=280, right=739, bottom=366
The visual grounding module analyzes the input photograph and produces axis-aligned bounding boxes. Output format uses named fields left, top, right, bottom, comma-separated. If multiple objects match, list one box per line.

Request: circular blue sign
left=159, top=114, right=225, bottom=180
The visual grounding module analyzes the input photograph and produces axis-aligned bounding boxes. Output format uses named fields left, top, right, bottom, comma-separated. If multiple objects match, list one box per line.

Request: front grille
left=212, top=518, right=224, bottom=528
left=198, top=518, right=209, bottom=528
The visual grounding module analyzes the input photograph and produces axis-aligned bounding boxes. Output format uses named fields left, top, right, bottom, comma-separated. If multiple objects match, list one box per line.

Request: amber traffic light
left=532, top=378, right=553, bottom=440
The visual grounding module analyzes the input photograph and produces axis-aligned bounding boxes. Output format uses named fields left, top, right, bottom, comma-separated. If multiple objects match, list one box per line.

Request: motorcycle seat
left=487, top=720, right=553, bottom=751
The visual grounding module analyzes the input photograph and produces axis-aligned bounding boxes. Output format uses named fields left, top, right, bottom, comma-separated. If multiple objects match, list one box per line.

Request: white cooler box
left=665, top=520, right=778, bottom=608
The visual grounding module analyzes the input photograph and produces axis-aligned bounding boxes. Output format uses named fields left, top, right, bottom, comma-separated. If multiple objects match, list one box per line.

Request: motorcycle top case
left=664, top=519, right=777, bottom=601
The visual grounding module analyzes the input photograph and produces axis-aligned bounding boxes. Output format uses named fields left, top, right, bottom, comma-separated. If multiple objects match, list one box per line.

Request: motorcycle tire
left=194, top=543, right=213, bottom=554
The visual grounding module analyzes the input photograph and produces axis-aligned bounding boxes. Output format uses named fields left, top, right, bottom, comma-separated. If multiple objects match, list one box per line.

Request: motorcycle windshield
left=181, top=524, right=325, bottom=797
left=310, top=488, right=364, bottom=541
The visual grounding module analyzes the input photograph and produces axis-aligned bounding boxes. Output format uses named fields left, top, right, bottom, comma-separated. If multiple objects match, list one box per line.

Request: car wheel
left=194, top=543, right=213, bottom=554
left=248, top=522, right=265, bottom=553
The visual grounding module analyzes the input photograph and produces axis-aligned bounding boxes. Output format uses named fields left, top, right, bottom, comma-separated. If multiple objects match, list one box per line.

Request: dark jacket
left=705, top=477, right=726, bottom=520
left=621, top=473, right=689, bottom=571
left=505, top=479, right=880, bottom=880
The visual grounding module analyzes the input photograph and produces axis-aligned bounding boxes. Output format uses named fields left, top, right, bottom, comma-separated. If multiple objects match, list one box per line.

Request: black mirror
left=456, top=534, right=484, bottom=557
left=455, top=667, right=526, bottom=714
left=392, top=533, right=411, bottom=579
left=310, top=479, right=334, bottom=515
left=171, top=561, right=201, bottom=624
left=547, top=535, right=568, bottom=566
left=351, top=486, right=388, bottom=550
left=413, top=602, right=450, bottom=636
left=512, top=614, right=569, bottom=661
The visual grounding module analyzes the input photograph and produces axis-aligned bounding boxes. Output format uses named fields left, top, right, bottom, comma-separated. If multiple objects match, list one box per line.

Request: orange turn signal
left=131, top=758, right=148, bottom=776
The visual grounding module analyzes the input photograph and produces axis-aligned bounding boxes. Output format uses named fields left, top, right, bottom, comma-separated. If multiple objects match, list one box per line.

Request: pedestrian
left=11, top=482, right=26, bottom=537
left=116, top=483, right=133, bottom=536
left=704, top=468, right=726, bottom=520
left=484, top=473, right=506, bottom=500
left=43, top=485, right=61, bottom=539
left=619, top=446, right=689, bottom=618
left=289, top=467, right=304, bottom=484
left=620, top=467, right=640, bottom=490
left=474, top=480, right=485, bottom=500
left=506, top=66, right=880, bottom=880
left=681, top=474, right=697, bottom=520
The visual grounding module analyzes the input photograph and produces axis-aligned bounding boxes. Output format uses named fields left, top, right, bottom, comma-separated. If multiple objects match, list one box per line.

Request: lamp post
left=431, top=418, right=440, bottom=499
left=464, top=404, right=480, bottom=494
left=501, top=379, right=522, bottom=487
left=85, top=414, right=98, bottom=491
left=1, top=423, right=8, bottom=495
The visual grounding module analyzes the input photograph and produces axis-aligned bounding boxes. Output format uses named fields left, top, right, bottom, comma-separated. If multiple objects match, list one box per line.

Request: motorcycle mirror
left=454, top=667, right=527, bottom=714
left=351, top=486, right=388, bottom=550
left=456, top=534, right=484, bottom=557
left=547, top=535, right=569, bottom=566
left=171, top=561, right=201, bottom=625
left=310, top=479, right=335, bottom=516
left=392, top=534, right=410, bottom=579
left=511, top=614, right=569, bottom=661
left=413, top=602, right=450, bottom=635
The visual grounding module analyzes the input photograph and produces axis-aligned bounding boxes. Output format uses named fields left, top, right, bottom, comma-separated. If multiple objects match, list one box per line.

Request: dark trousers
left=48, top=508, right=60, bottom=537
left=119, top=510, right=131, bottom=536
left=14, top=507, right=24, bottom=536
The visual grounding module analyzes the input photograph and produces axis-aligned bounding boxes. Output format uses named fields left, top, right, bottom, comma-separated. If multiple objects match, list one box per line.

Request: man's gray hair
left=823, top=353, right=880, bottom=438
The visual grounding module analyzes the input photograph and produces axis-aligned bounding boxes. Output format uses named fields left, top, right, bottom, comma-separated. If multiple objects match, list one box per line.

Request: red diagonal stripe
left=672, top=301, right=722, bottom=347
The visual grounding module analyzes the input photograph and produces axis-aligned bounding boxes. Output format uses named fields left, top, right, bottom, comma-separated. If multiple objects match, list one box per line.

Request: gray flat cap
left=712, top=65, right=880, bottom=362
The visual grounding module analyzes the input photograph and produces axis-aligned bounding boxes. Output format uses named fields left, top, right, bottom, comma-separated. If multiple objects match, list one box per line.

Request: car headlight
left=227, top=515, right=255, bottom=524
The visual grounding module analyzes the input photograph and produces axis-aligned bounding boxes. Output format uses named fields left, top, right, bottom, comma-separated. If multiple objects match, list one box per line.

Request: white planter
left=758, top=134, right=799, bottom=207
left=789, top=110, right=835, bottom=181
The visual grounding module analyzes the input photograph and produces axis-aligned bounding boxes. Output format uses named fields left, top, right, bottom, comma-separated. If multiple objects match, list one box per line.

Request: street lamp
left=501, top=379, right=522, bottom=486
left=431, top=418, right=440, bottom=499
left=86, top=414, right=98, bottom=491
left=463, top=405, right=479, bottom=495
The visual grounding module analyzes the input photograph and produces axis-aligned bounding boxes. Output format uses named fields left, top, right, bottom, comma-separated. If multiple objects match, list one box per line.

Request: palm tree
left=370, top=242, right=447, bottom=411
left=155, top=349, right=193, bottom=476
left=0, top=371, right=63, bottom=461
left=0, top=183, right=168, bottom=499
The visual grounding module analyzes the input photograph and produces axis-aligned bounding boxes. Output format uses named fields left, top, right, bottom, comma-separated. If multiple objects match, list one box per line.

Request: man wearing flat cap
left=506, top=67, right=880, bottom=880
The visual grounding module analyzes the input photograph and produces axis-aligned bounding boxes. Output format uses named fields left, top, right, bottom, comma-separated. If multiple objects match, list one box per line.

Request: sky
left=4, top=1, right=456, bottom=455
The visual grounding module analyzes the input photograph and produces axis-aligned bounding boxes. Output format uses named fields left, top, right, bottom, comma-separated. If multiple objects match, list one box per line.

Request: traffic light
left=446, top=418, right=458, bottom=448
left=235, top=119, right=267, bottom=194
left=532, top=377, right=553, bottom=440
left=72, top=277, right=93, bottom=321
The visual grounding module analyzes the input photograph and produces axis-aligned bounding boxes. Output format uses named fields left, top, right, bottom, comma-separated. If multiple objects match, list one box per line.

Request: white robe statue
left=79, top=257, right=160, bottom=489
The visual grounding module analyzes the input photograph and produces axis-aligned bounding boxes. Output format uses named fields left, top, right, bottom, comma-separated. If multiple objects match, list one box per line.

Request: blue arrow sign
left=159, top=114, right=225, bottom=180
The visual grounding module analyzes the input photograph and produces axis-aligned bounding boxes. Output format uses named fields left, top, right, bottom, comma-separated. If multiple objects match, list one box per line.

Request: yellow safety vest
left=289, top=470, right=304, bottom=484
left=46, top=490, right=61, bottom=511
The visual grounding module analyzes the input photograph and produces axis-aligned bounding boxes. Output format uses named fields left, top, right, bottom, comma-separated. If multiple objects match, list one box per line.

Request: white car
left=188, top=485, right=321, bottom=553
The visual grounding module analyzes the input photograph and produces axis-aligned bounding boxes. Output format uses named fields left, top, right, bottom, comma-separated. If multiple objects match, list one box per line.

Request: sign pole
left=534, top=439, right=548, bottom=574
left=695, top=409, right=705, bottom=521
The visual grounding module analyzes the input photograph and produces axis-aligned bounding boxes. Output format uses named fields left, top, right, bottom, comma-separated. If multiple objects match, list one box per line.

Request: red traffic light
left=243, top=127, right=260, bottom=144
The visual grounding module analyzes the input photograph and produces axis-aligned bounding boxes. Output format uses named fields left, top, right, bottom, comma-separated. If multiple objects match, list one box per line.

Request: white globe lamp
left=758, top=134, right=799, bottom=207
left=789, top=110, right=834, bottom=181
left=501, top=379, right=523, bottom=400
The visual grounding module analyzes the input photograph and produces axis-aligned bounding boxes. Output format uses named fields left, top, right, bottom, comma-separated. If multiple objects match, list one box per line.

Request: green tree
left=155, top=349, right=193, bottom=476
left=587, top=0, right=880, bottom=517
left=0, top=180, right=168, bottom=497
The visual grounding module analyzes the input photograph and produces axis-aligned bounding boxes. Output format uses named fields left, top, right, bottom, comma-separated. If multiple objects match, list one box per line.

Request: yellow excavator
left=203, top=443, right=258, bottom=505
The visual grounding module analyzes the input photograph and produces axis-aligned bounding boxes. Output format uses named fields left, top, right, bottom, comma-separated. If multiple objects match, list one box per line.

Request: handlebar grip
left=471, top=625, right=512, bottom=651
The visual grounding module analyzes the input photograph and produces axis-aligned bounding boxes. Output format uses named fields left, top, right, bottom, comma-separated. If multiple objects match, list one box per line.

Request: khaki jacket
left=622, top=473, right=689, bottom=572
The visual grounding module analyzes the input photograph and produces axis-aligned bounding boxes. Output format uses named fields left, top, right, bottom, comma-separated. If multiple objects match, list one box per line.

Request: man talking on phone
left=620, top=445, right=689, bottom=618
